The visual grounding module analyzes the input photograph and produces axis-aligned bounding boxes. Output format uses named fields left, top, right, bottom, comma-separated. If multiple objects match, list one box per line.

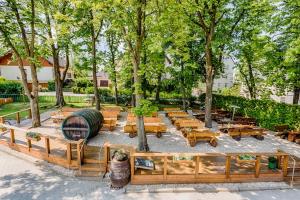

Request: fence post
left=195, top=156, right=199, bottom=178
left=282, top=155, right=289, bottom=177
left=10, top=129, right=15, bottom=145
left=77, top=141, right=82, bottom=166
left=66, top=143, right=72, bottom=166
left=0, top=117, right=5, bottom=132
left=225, top=156, right=231, bottom=179
left=45, top=137, right=50, bottom=156
left=163, top=156, right=167, bottom=180
left=27, top=139, right=32, bottom=151
left=28, top=109, right=32, bottom=119
left=16, top=112, right=20, bottom=124
left=130, top=149, right=135, bottom=181
left=255, top=156, right=261, bottom=178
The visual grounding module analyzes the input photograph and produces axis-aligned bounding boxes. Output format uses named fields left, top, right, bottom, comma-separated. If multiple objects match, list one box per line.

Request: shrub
left=199, top=94, right=300, bottom=130
left=0, top=79, right=23, bottom=94
left=48, top=80, right=55, bottom=91
left=74, top=78, right=92, bottom=88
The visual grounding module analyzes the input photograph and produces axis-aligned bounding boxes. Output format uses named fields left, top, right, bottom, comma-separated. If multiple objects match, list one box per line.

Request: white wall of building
left=213, top=57, right=235, bottom=91
left=0, top=65, right=54, bottom=83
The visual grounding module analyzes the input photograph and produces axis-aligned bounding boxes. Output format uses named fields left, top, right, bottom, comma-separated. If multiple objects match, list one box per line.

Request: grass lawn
left=0, top=102, right=55, bottom=119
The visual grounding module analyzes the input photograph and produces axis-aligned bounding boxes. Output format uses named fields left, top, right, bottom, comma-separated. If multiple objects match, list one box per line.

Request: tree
left=0, top=0, right=41, bottom=127
left=177, top=0, right=248, bottom=127
left=42, top=0, right=72, bottom=107
left=104, top=29, right=122, bottom=105
left=72, top=0, right=107, bottom=110
left=113, top=0, right=151, bottom=151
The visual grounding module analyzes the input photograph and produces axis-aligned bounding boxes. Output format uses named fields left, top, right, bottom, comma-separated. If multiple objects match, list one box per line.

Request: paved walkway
left=1, top=145, right=300, bottom=200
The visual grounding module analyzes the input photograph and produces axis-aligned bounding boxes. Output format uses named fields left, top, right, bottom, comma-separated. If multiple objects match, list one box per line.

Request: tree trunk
left=44, top=2, right=65, bottom=107
left=204, top=35, right=213, bottom=128
left=30, top=96, right=41, bottom=127
left=155, top=72, right=161, bottom=102
left=133, top=58, right=149, bottom=152
left=114, top=79, right=119, bottom=105
left=247, top=59, right=256, bottom=99
left=90, top=11, right=100, bottom=110
left=180, top=61, right=187, bottom=111
left=293, top=87, right=300, bottom=105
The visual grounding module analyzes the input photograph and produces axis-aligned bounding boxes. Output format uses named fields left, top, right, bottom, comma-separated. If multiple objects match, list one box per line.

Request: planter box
left=26, top=136, right=41, bottom=142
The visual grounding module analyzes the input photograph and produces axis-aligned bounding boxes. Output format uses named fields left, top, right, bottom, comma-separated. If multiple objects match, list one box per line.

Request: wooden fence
left=0, top=124, right=110, bottom=171
left=130, top=151, right=289, bottom=184
left=0, top=97, right=13, bottom=105
left=0, top=108, right=32, bottom=125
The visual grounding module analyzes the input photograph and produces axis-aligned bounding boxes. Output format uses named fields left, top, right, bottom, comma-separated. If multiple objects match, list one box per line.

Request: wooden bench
left=163, top=107, right=181, bottom=112
left=167, top=112, right=189, bottom=118
left=101, top=111, right=118, bottom=120
left=50, top=111, right=72, bottom=123
left=287, top=131, right=300, bottom=142
left=127, top=116, right=163, bottom=123
left=102, top=119, right=117, bottom=131
left=227, top=127, right=266, bottom=141
left=176, top=119, right=204, bottom=130
left=124, top=120, right=167, bottom=138
left=185, top=129, right=220, bottom=147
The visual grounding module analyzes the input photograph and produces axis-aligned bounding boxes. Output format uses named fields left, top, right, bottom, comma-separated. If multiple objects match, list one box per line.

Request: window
left=100, top=80, right=109, bottom=87
left=66, top=73, right=71, bottom=79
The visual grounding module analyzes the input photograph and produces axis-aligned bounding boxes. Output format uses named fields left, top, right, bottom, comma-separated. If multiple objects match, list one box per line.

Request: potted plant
left=110, top=149, right=130, bottom=189
left=268, top=157, right=278, bottom=170
left=26, top=132, right=41, bottom=141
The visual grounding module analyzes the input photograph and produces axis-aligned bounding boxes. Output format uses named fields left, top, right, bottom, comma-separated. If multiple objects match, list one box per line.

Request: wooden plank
left=16, top=112, right=20, bottom=124
left=282, top=155, right=289, bottom=176
left=27, top=139, right=31, bottom=151
left=45, top=137, right=50, bottom=156
left=195, top=156, right=199, bottom=178
left=163, top=156, right=167, bottom=180
left=225, top=156, right=231, bottom=179
left=10, top=129, right=15, bottom=144
left=77, top=142, right=81, bottom=166
left=66, top=143, right=72, bottom=165
left=255, top=156, right=261, bottom=178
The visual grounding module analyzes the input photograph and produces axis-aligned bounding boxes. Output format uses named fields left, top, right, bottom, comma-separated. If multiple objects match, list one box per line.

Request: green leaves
left=133, top=99, right=158, bottom=117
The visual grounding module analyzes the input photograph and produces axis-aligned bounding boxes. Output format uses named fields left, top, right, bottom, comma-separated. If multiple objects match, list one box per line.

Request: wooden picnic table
left=227, top=127, right=266, bottom=141
left=184, top=128, right=220, bottom=147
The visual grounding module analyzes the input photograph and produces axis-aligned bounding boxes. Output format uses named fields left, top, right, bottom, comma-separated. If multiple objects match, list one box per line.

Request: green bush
left=0, top=78, right=23, bottom=94
left=199, top=94, right=300, bottom=130
left=74, top=78, right=92, bottom=88
left=48, top=80, right=55, bottom=91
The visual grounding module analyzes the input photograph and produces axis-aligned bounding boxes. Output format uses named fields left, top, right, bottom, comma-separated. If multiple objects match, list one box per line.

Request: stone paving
left=1, top=145, right=300, bottom=200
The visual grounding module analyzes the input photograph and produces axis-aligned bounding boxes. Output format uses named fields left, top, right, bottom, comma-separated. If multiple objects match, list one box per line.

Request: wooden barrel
left=110, top=159, right=130, bottom=188
left=61, top=109, right=103, bottom=141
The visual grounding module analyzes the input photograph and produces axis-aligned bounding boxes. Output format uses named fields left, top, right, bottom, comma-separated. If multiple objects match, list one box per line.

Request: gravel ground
left=28, top=110, right=300, bottom=157
left=86, top=111, right=300, bottom=157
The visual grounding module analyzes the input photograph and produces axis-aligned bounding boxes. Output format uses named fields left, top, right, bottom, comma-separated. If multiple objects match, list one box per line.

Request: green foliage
left=74, top=78, right=92, bottom=88
left=218, top=84, right=241, bottom=97
left=112, top=149, right=128, bottom=161
left=200, top=94, right=300, bottom=130
left=133, top=99, right=158, bottom=117
left=48, top=81, right=55, bottom=91
left=0, top=79, right=23, bottom=94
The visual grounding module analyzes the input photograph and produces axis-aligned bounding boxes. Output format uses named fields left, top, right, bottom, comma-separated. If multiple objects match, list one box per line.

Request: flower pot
left=110, top=158, right=130, bottom=188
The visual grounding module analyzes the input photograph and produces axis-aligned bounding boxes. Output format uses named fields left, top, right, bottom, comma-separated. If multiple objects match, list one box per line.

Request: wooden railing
left=0, top=108, right=32, bottom=125
left=0, top=123, right=86, bottom=169
left=130, top=151, right=290, bottom=185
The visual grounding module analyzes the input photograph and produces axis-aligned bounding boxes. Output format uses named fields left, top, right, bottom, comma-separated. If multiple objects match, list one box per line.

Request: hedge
left=48, top=81, right=55, bottom=91
left=0, top=80, right=23, bottom=94
left=200, top=94, right=300, bottom=130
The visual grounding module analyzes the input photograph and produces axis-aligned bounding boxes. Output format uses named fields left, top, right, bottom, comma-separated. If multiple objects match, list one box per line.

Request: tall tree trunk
left=133, top=58, right=148, bottom=152
left=44, top=1, right=65, bottom=107
left=114, top=77, right=119, bottom=105
left=293, top=86, right=300, bottom=104
left=246, top=58, right=256, bottom=99
left=90, top=11, right=100, bottom=110
left=204, top=34, right=214, bottom=128
left=155, top=72, right=161, bottom=102
left=180, top=61, right=187, bottom=111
